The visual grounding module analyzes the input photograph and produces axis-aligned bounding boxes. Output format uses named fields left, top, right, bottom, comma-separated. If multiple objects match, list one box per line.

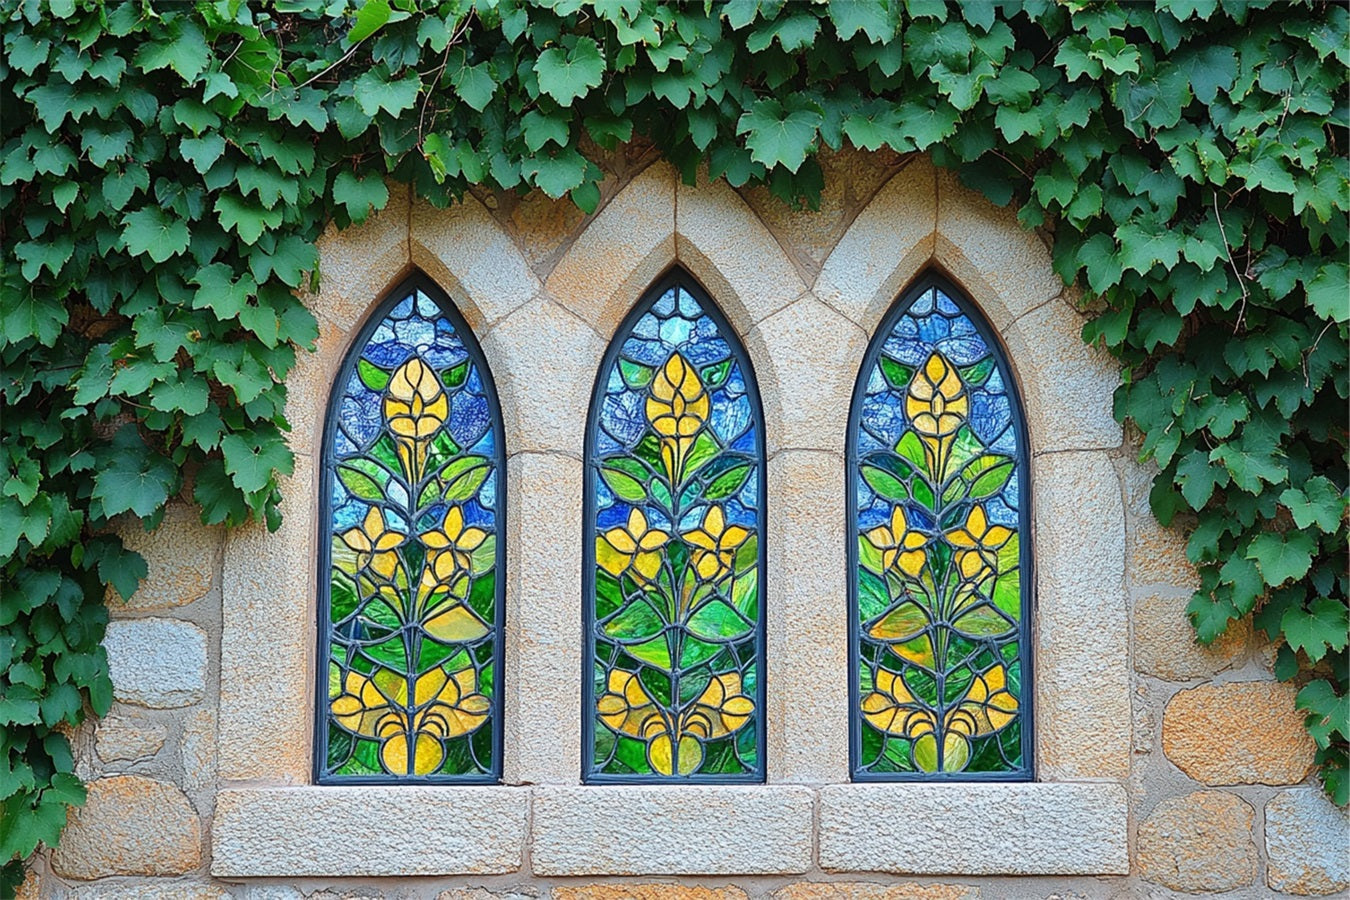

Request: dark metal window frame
left=314, top=271, right=507, bottom=785
left=846, top=270, right=1035, bottom=783
left=581, top=265, right=769, bottom=784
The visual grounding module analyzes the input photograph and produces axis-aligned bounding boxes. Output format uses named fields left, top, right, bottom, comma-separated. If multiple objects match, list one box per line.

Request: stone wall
left=18, top=150, right=1347, bottom=899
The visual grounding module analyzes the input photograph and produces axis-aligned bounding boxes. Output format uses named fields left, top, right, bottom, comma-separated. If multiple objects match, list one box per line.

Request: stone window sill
left=211, top=783, right=1126, bottom=879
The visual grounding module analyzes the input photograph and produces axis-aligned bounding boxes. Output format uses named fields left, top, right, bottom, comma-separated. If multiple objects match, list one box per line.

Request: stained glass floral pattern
left=318, top=283, right=502, bottom=782
left=850, top=281, right=1030, bottom=779
left=585, top=274, right=765, bottom=781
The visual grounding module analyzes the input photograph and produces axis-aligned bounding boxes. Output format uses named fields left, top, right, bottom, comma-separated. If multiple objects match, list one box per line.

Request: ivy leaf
left=525, top=147, right=589, bottom=198
left=1298, top=679, right=1349, bottom=748
left=1172, top=44, right=1237, bottom=105
left=133, top=18, right=211, bottom=82
left=1187, top=591, right=1239, bottom=644
left=1, top=292, right=68, bottom=346
left=348, top=0, right=393, bottom=43
left=737, top=96, right=823, bottom=173
left=219, top=432, right=293, bottom=494
left=1246, top=531, right=1316, bottom=587
left=452, top=62, right=497, bottom=111
left=216, top=194, right=282, bottom=244
left=91, top=429, right=177, bottom=518
left=1280, top=478, right=1345, bottom=532
left=535, top=37, right=605, bottom=106
left=149, top=375, right=210, bottom=416
left=830, top=0, right=894, bottom=42
left=1282, top=600, right=1349, bottom=663
left=353, top=69, right=422, bottom=116
left=179, top=134, right=226, bottom=174
left=1306, top=262, right=1350, bottom=323
left=121, top=207, right=191, bottom=263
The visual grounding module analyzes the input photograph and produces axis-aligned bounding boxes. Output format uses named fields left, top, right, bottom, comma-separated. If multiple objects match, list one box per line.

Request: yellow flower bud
left=383, top=357, right=449, bottom=439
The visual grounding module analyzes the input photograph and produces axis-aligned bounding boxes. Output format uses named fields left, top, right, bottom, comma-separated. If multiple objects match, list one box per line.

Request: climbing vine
left=1, top=0, right=1346, bottom=885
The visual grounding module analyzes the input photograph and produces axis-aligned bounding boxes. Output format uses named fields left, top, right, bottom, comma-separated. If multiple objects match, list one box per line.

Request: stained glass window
left=584, top=270, right=766, bottom=782
left=849, top=276, right=1032, bottom=781
left=317, top=277, right=504, bottom=783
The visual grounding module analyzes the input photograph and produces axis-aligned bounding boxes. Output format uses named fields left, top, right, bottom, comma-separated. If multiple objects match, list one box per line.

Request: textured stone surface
left=507, top=183, right=591, bottom=273
left=772, top=885, right=978, bottom=900
left=554, top=887, right=748, bottom=900
left=1001, top=300, right=1122, bottom=454
left=1137, top=790, right=1257, bottom=892
left=312, top=183, right=410, bottom=331
left=749, top=297, right=868, bottom=455
left=532, top=786, right=814, bottom=875
left=284, top=317, right=345, bottom=457
left=1265, top=788, right=1350, bottom=895
left=481, top=299, right=605, bottom=458
left=410, top=193, right=540, bottom=329
left=676, top=172, right=806, bottom=326
left=1033, top=451, right=1130, bottom=779
left=818, top=784, right=1128, bottom=875
left=1133, top=593, right=1248, bottom=680
left=546, top=161, right=676, bottom=329
left=95, top=711, right=168, bottom=762
left=50, top=776, right=201, bottom=879
left=437, top=890, right=540, bottom=900
left=1163, top=681, right=1316, bottom=784
left=1119, top=455, right=1198, bottom=589
left=815, top=156, right=936, bottom=329
left=63, top=884, right=226, bottom=899
left=104, top=618, right=207, bottom=708
left=212, top=788, right=529, bottom=876
left=219, top=456, right=313, bottom=781
left=105, top=504, right=220, bottom=609
left=180, top=706, right=217, bottom=794
left=503, top=451, right=584, bottom=784
left=766, top=450, right=850, bottom=782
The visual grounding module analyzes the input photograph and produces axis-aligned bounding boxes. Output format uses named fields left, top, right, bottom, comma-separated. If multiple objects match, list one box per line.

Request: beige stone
left=410, top=193, right=540, bottom=329
left=95, top=711, right=168, bottom=762
left=104, top=618, right=208, bottom=709
left=1266, top=788, right=1350, bottom=895
left=546, top=161, right=677, bottom=330
left=1137, top=790, right=1257, bottom=892
left=503, top=451, right=584, bottom=785
left=437, top=890, right=540, bottom=900
left=531, top=786, right=814, bottom=875
left=1133, top=593, right=1248, bottom=681
left=553, top=887, right=748, bottom=900
left=1162, top=681, right=1316, bottom=785
left=748, top=297, right=868, bottom=456
left=818, top=783, right=1128, bottom=875
left=676, top=172, right=807, bottom=327
left=50, top=775, right=201, bottom=879
left=63, top=884, right=226, bottom=899
left=481, top=299, right=605, bottom=458
left=180, top=706, right=216, bottom=794
left=1000, top=299, right=1122, bottom=454
left=507, top=184, right=590, bottom=274
left=284, top=316, right=346, bottom=458
left=313, top=183, right=411, bottom=331
left=212, top=787, right=529, bottom=876
left=1033, top=451, right=1130, bottom=779
left=772, top=885, right=978, bottom=900
left=105, top=504, right=221, bottom=608
left=766, top=450, right=849, bottom=783
left=219, top=455, right=313, bottom=782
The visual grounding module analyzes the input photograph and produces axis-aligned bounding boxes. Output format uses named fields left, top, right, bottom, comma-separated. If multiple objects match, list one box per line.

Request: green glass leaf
left=337, top=458, right=391, bottom=501
left=358, top=358, right=391, bottom=391
left=879, top=356, right=914, bottom=390
left=952, top=603, right=1015, bottom=639
left=442, top=361, right=469, bottom=388
left=619, top=359, right=654, bottom=388
left=700, top=359, right=732, bottom=388
left=705, top=464, right=751, bottom=500
left=600, top=464, right=648, bottom=503
left=438, top=455, right=492, bottom=502
left=861, top=464, right=909, bottom=502
left=686, top=599, right=750, bottom=639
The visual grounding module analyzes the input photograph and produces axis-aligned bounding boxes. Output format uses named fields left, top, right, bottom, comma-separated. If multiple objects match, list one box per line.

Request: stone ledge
left=211, top=787, right=529, bottom=877
left=818, top=783, right=1129, bottom=875
left=531, top=785, right=814, bottom=876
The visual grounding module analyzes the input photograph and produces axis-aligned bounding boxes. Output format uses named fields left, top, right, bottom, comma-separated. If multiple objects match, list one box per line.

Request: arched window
left=583, top=269, right=766, bottom=782
left=849, top=274, right=1032, bottom=781
left=316, top=275, right=504, bottom=783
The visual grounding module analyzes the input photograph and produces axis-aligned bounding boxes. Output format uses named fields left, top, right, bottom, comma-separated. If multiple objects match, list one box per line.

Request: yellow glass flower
left=339, top=506, right=406, bottom=579
left=947, top=504, right=1014, bottom=580
left=382, top=357, right=449, bottom=439
left=645, top=352, right=709, bottom=481
left=905, top=352, right=969, bottom=478
left=330, top=665, right=490, bottom=776
left=597, top=669, right=754, bottom=776
left=421, top=506, right=488, bottom=581
left=596, top=508, right=670, bottom=584
left=683, top=505, right=752, bottom=582
left=862, top=505, right=928, bottom=578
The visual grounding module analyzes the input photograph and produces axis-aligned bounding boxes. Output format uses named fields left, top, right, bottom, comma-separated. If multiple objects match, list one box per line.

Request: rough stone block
left=104, top=618, right=207, bottom=709
left=63, top=884, right=226, bottom=899
left=1133, top=593, right=1247, bottom=681
left=1137, top=790, right=1257, bottom=892
left=180, top=706, right=216, bottom=794
left=50, top=776, right=201, bottom=879
left=1162, top=681, right=1316, bottom=785
left=772, top=885, right=978, bottom=900
left=553, top=887, right=748, bottom=900
left=105, top=504, right=220, bottom=609
left=1265, top=788, right=1350, bottom=895
left=312, top=183, right=410, bottom=331
left=212, top=787, right=529, bottom=877
left=531, top=786, right=814, bottom=875
left=95, top=711, right=168, bottom=762
left=818, top=783, right=1128, bottom=875
left=1033, top=451, right=1130, bottom=779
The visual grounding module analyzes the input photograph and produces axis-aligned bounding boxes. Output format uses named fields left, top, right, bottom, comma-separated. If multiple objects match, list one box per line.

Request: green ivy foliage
left=1, top=0, right=1346, bottom=885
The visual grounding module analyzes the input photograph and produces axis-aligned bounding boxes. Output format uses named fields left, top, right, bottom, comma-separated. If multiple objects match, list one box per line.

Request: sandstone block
left=531, top=786, right=813, bottom=875
left=1134, top=593, right=1248, bottom=681
left=104, top=618, right=207, bottom=709
left=437, top=890, right=539, bottom=900
left=772, top=884, right=978, bottom=900
left=553, top=887, right=748, bottom=900
left=1137, top=790, right=1257, bottom=892
left=64, top=883, right=225, bottom=899
left=95, top=711, right=168, bottom=762
left=1162, top=681, right=1316, bottom=784
left=212, top=787, right=529, bottom=876
left=1265, top=788, right=1350, bottom=895
left=180, top=706, right=216, bottom=794
left=818, top=783, right=1128, bottom=875
left=105, top=504, right=220, bottom=609
left=312, top=182, right=410, bottom=331
left=50, top=775, right=201, bottom=879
